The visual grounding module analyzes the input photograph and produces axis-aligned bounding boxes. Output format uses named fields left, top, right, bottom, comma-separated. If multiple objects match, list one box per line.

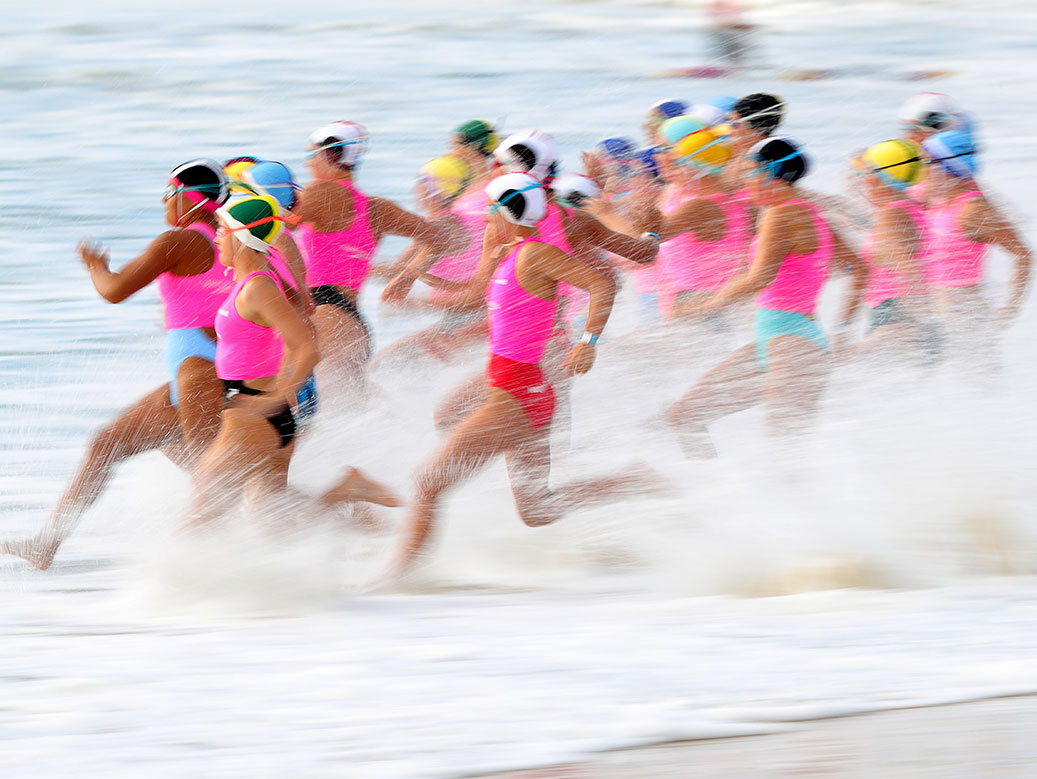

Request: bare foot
left=1, top=537, right=58, bottom=570
left=319, top=467, right=403, bottom=508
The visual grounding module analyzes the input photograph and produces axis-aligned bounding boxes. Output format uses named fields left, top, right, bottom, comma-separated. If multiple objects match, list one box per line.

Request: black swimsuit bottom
left=311, top=285, right=372, bottom=342
left=222, top=379, right=296, bottom=448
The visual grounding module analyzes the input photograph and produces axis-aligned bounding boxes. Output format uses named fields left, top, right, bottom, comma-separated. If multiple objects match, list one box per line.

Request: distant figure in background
left=706, top=0, right=755, bottom=66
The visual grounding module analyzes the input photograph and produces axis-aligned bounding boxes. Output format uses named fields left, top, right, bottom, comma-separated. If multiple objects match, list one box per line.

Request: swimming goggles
left=486, top=182, right=542, bottom=216
left=748, top=149, right=802, bottom=180
left=163, top=183, right=216, bottom=201
left=216, top=215, right=285, bottom=234
left=306, top=139, right=365, bottom=159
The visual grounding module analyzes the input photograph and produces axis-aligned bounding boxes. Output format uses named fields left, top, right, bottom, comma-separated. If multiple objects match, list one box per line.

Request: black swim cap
left=749, top=136, right=808, bottom=184
left=732, top=93, right=784, bottom=135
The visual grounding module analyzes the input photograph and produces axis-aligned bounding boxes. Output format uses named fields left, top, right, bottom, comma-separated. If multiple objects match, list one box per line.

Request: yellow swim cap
left=224, top=157, right=260, bottom=194
left=673, top=127, right=731, bottom=171
left=859, top=139, right=924, bottom=190
left=418, top=155, right=474, bottom=202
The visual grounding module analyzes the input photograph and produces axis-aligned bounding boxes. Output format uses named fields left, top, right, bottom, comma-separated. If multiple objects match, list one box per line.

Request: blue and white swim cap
left=594, top=136, right=637, bottom=162
left=649, top=99, right=689, bottom=120
left=244, top=160, right=300, bottom=211
left=923, top=129, right=979, bottom=178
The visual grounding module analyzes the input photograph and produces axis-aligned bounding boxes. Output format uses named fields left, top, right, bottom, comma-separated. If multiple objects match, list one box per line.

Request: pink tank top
left=427, top=208, right=485, bottom=285
left=294, top=180, right=378, bottom=291
left=157, top=222, right=232, bottom=330
left=863, top=200, right=929, bottom=308
left=926, top=191, right=987, bottom=288
left=537, top=202, right=590, bottom=323
left=215, top=270, right=289, bottom=381
left=754, top=200, right=833, bottom=315
left=487, top=238, right=558, bottom=364
left=658, top=192, right=749, bottom=293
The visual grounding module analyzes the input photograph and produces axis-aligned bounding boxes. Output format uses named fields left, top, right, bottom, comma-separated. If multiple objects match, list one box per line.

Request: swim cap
left=550, top=173, right=602, bottom=209
left=243, top=160, right=300, bottom=211
left=648, top=99, right=689, bottom=122
left=308, top=121, right=369, bottom=167
left=689, top=103, right=729, bottom=128
left=454, top=120, right=500, bottom=156
left=732, top=93, right=784, bottom=135
left=417, top=155, right=474, bottom=203
left=748, top=136, right=808, bottom=183
left=494, top=130, right=559, bottom=182
left=923, top=129, right=979, bottom=178
left=706, top=95, right=737, bottom=113
left=632, top=146, right=662, bottom=180
left=224, top=156, right=260, bottom=193
left=594, top=136, right=637, bottom=163
left=857, top=139, right=924, bottom=191
left=898, top=92, right=962, bottom=131
left=674, top=127, right=731, bottom=172
left=216, top=194, right=284, bottom=253
left=169, top=159, right=230, bottom=214
left=658, top=116, right=706, bottom=146
left=485, top=172, right=546, bottom=227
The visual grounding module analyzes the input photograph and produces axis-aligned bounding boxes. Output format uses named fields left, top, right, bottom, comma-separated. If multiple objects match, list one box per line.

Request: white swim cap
left=493, top=129, right=559, bottom=182
left=898, top=92, right=962, bottom=130
left=308, top=121, right=369, bottom=167
left=549, top=173, right=601, bottom=209
left=689, top=103, right=728, bottom=128
left=485, top=172, right=547, bottom=227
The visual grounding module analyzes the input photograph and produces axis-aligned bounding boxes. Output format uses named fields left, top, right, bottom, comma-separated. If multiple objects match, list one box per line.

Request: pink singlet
left=754, top=200, right=833, bottom=315
left=486, top=237, right=558, bottom=429
left=537, top=202, right=591, bottom=324
left=863, top=200, right=930, bottom=308
left=294, top=180, right=379, bottom=291
left=926, top=191, right=987, bottom=288
left=657, top=191, right=749, bottom=295
left=157, top=222, right=232, bottom=330
left=215, top=270, right=290, bottom=380
left=425, top=194, right=487, bottom=297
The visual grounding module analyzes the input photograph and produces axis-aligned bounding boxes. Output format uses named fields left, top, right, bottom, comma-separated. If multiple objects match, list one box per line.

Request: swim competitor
left=187, top=195, right=398, bottom=526
left=643, top=99, right=689, bottom=145
left=390, top=173, right=664, bottom=576
left=227, top=158, right=314, bottom=315
left=721, top=93, right=784, bottom=224
left=634, top=124, right=749, bottom=320
left=293, top=121, right=450, bottom=389
left=371, top=155, right=493, bottom=366
left=920, top=129, right=1031, bottom=354
left=2, top=160, right=232, bottom=569
left=897, top=92, right=967, bottom=205
left=666, top=138, right=866, bottom=457
left=848, top=139, right=940, bottom=362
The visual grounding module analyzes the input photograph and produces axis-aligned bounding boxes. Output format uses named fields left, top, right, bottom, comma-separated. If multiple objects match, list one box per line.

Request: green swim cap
left=454, top=120, right=499, bottom=155
left=216, top=194, right=283, bottom=253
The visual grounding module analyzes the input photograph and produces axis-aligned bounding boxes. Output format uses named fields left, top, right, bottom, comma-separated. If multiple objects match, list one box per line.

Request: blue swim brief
left=165, top=328, right=217, bottom=406
left=754, top=308, right=827, bottom=372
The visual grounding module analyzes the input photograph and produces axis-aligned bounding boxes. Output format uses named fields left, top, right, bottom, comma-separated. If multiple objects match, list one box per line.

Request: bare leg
left=169, top=356, right=225, bottom=469
left=433, top=371, right=488, bottom=433
left=395, top=390, right=528, bottom=574
left=312, top=304, right=372, bottom=400
left=318, top=467, right=402, bottom=508
left=763, top=336, right=829, bottom=438
left=186, top=408, right=282, bottom=528
left=2, top=385, right=181, bottom=569
left=370, top=315, right=487, bottom=371
left=505, top=433, right=668, bottom=527
left=666, top=343, right=764, bottom=458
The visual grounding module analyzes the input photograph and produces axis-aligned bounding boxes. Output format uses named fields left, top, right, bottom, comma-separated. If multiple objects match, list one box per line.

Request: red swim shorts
left=487, top=353, right=555, bottom=431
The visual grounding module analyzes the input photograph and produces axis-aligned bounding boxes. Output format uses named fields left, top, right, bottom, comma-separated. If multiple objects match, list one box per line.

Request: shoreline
left=472, top=694, right=1037, bottom=777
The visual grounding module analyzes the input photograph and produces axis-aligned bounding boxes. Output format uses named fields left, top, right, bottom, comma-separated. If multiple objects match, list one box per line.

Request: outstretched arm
left=80, top=229, right=201, bottom=303
left=963, top=198, right=1031, bottom=320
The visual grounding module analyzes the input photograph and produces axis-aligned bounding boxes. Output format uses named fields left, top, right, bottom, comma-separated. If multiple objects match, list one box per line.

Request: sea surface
left=2, top=1, right=1037, bottom=776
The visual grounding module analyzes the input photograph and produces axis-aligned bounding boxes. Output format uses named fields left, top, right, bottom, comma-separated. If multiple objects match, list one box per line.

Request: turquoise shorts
left=754, top=308, right=827, bottom=371
left=165, top=328, right=217, bottom=406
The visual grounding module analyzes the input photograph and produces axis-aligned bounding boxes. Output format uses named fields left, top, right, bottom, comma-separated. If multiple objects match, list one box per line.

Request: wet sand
left=475, top=695, right=1037, bottom=778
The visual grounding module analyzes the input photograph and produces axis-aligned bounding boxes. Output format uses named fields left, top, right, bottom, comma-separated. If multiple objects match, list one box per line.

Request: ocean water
left=2, top=0, right=1037, bottom=776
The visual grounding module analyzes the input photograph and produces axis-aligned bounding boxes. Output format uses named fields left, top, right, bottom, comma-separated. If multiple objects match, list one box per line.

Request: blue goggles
left=487, top=182, right=542, bottom=216
left=306, top=139, right=363, bottom=159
